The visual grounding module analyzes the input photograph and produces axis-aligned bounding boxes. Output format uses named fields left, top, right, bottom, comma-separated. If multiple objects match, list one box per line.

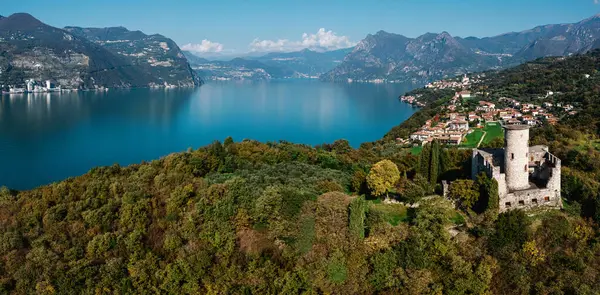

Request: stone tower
left=504, top=125, right=530, bottom=191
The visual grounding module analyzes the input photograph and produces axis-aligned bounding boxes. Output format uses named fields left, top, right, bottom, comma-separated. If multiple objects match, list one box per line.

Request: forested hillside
left=0, top=135, right=599, bottom=294
left=3, top=51, right=600, bottom=294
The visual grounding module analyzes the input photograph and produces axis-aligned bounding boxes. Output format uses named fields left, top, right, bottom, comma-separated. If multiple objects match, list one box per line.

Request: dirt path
left=476, top=131, right=487, bottom=148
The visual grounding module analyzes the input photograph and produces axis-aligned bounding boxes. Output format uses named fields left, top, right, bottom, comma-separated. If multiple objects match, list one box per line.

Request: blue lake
left=0, top=80, right=418, bottom=190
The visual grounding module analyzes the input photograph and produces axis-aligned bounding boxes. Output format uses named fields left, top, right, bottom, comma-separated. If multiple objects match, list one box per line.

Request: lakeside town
left=1, top=79, right=111, bottom=94
left=397, top=74, right=578, bottom=147
left=1, top=79, right=187, bottom=94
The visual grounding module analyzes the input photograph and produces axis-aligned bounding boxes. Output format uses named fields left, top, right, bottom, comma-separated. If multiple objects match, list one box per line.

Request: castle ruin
left=471, top=125, right=562, bottom=212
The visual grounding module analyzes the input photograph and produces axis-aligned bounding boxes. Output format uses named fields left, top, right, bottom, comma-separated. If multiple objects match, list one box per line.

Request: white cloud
left=181, top=40, right=224, bottom=53
left=249, top=28, right=355, bottom=52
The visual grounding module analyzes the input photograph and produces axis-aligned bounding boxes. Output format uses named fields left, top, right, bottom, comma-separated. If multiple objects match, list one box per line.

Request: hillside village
left=397, top=74, right=578, bottom=147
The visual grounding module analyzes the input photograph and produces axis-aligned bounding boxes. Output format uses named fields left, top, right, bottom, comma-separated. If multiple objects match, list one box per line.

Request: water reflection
left=0, top=88, right=195, bottom=138
left=0, top=81, right=418, bottom=190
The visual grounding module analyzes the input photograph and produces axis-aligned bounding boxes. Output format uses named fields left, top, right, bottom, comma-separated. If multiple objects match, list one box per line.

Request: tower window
left=544, top=196, right=550, bottom=202
left=518, top=200, right=525, bottom=206
left=532, top=199, right=538, bottom=204
left=505, top=202, right=511, bottom=208
left=511, top=153, right=514, bottom=160
left=524, top=164, right=528, bottom=172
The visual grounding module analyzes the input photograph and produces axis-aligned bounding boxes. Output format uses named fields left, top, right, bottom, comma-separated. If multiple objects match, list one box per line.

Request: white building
left=447, top=120, right=469, bottom=131
left=26, top=80, right=35, bottom=92
left=458, top=91, right=472, bottom=98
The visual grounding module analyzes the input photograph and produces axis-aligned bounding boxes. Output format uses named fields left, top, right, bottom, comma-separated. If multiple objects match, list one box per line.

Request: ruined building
left=471, top=125, right=562, bottom=212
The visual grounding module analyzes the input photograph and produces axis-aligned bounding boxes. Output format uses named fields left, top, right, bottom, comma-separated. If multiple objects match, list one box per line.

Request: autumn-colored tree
left=351, top=168, right=368, bottom=194
left=366, top=160, right=400, bottom=198
left=522, top=240, right=546, bottom=266
left=448, top=179, right=479, bottom=209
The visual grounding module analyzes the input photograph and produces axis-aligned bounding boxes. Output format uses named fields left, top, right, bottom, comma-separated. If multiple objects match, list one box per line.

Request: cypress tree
left=349, top=196, right=367, bottom=239
left=419, top=144, right=431, bottom=180
left=475, top=172, right=499, bottom=213
left=429, top=140, right=440, bottom=185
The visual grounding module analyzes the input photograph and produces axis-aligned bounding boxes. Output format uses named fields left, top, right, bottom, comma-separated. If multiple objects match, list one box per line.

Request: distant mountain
left=187, top=48, right=353, bottom=80
left=455, top=24, right=571, bottom=55
left=187, top=55, right=295, bottom=81
left=182, top=51, right=210, bottom=65
left=189, top=52, right=267, bottom=61
left=511, top=15, right=600, bottom=62
left=64, top=26, right=201, bottom=87
left=323, top=14, right=600, bottom=83
left=321, top=31, right=503, bottom=83
left=252, top=48, right=353, bottom=78
left=0, top=13, right=200, bottom=90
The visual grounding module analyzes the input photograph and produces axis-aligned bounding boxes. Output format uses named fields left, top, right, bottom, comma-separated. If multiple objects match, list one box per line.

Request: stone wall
left=528, top=145, right=548, bottom=164
left=472, top=149, right=508, bottom=199
left=545, top=152, right=562, bottom=203
left=499, top=188, right=561, bottom=212
left=497, top=173, right=507, bottom=200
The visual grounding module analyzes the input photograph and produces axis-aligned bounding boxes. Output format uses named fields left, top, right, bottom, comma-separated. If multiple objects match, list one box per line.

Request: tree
left=490, top=210, right=530, bottom=253
left=331, top=139, right=352, bottom=154
left=448, top=179, right=479, bottom=209
left=474, top=172, right=499, bottom=213
left=428, top=140, right=441, bottom=185
left=480, top=137, right=504, bottom=148
left=366, top=160, right=400, bottom=198
left=419, top=144, right=431, bottom=180
left=418, top=140, right=442, bottom=186
left=348, top=196, right=367, bottom=239
left=223, top=136, right=234, bottom=147
left=401, top=174, right=429, bottom=203
left=351, top=169, right=368, bottom=195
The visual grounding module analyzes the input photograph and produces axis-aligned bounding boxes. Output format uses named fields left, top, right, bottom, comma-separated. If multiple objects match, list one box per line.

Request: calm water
left=0, top=80, right=418, bottom=190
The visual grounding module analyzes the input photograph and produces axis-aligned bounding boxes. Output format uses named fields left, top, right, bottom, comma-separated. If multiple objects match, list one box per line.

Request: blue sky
left=3, top=0, right=600, bottom=55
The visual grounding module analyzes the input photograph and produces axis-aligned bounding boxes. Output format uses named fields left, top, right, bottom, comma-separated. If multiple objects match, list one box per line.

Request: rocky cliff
left=0, top=13, right=201, bottom=90
left=65, top=26, right=201, bottom=87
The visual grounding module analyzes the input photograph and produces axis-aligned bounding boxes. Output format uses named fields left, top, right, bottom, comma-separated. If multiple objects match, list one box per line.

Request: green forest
left=2, top=52, right=600, bottom=294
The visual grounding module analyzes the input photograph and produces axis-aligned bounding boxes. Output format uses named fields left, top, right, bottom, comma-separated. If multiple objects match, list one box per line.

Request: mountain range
left=4, top=12, right=600, bottom=87
left=0, top=13, right=200, bottom=90
left=184, top=48, right=352, bottom=80
left=322, top=14, right=600, bottom=83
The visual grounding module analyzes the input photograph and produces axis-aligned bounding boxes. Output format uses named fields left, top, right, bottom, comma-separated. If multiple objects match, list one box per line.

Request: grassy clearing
left=574, top=139, right=600, bottom=152
left=482, top=122, right=503, bottom=144
left=369, top=202, right=409, bottom=226
left=460, top=129, right=485, bottom=148
left=410, top=146, right=423, bottom=155
left=450, top=212, right=466, bottom=225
